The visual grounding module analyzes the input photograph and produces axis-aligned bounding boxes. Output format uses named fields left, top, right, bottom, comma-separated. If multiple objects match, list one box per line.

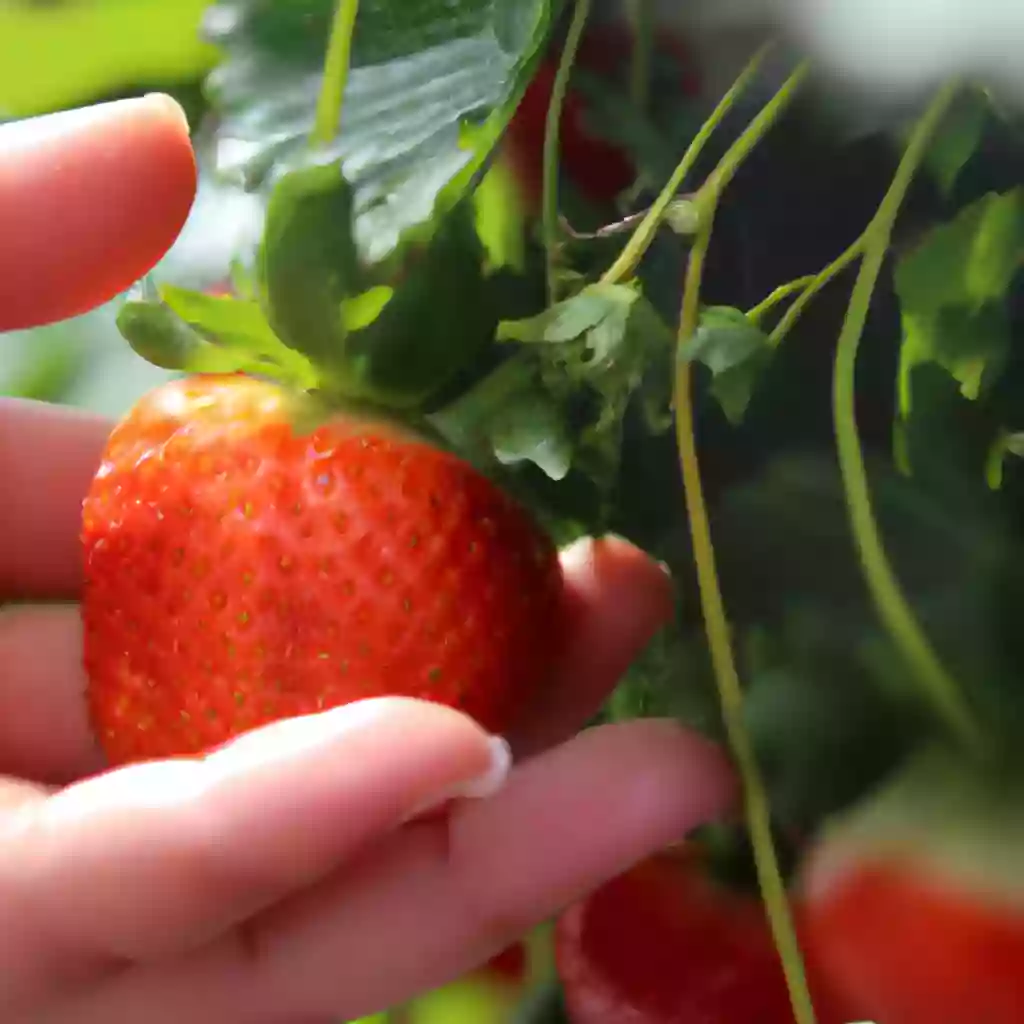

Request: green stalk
left=831, top=79, right=985, bottom=753
left=767, top=237, right=865, bottom=346
left=625, top=0, right=654, bottom=114
left=665, top=58, right=819, bottom=1024
left=312, top=0, right=361, bottom=148
left=542, top=0, right=593, bottom=305
left=745, top=275, right=815, bottom=324
left=675, top=222, right=819, bottom=1024
left=600, top=42, right=775, bottom=286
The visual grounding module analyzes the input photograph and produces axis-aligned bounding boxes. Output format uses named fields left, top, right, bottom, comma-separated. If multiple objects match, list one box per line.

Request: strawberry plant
left=4, top=0, right=1024, bottom=1021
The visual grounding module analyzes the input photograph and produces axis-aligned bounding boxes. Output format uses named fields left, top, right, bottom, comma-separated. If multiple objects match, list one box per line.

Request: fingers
left=53, top=720, right=735, bottom=1023
left=0, top=605, right=102, bottom=784
left=508, top=535, right=674, bottom=758
left=0, top=399, right=112, bottom=600
left=0, top=698, right=506, bottom=1015
left=0, top=94, right=196, bottom=331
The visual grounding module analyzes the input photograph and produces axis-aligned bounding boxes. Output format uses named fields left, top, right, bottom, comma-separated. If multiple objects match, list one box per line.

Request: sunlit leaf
left=203, top=0, right=559, bottom=263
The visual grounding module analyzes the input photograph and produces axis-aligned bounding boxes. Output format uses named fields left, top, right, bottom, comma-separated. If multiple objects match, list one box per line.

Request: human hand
left=0, top=95, right=737, bottom=1023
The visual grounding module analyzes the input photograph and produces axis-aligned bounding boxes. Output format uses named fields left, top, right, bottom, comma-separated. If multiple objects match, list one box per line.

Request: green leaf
left=204, top=0, right=558, bottom=262
left=923, top=87, right=990, bottom=199
left=497, top=283, right=637, bottom=345
left=340, top=201, right=501, bottom=408
left=257, top=163, right=363, bottom=368
left=158, top=284, right=319, bottom=387
left=896, top=189, right=1024, bottom=417
left=0, top=0, right=215, bottom=117
left=117, top=300, right=263, bottom=375
left=497, top=282, right=676, bottom=487
left=684, top=306, right=772, bottom=425
left=431, top=354, right=574, bottom=481
left=894, top=188, right=1024, bottom=318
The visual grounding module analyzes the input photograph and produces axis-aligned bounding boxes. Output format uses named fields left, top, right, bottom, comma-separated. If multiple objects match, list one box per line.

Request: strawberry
left=81, top=374, right=564, bottom=765
left=801, top=751, right=1024, bottom=1024
left=554, top=843, right=854, bottom=1024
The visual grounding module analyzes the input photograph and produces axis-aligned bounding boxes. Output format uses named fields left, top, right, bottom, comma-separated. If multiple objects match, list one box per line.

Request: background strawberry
left=82, top=374, right=564, bottom=765
left=801, top=750, right=1024, bottom=1024
left=554, top=842, right=856, bottom=1024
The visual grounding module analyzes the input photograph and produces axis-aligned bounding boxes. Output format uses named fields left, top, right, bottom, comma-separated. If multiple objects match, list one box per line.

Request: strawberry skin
left=804, top=855, right=1024, bottom=1024
left=801, top=752, right=1024, bottom=1024
left=555, top=845, right=855, bottom=1024
left=81, top=375, right=564, bottom=765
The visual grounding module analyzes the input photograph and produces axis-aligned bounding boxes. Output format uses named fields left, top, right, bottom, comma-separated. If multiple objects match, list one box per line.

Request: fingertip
left=511, top=537, right=676, bottom=756
left=0, top=94, right=197, bottom=330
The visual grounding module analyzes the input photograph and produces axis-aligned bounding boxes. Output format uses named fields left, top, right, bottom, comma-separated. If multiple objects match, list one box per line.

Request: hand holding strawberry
left=0, top=95, right=736, bottom=1024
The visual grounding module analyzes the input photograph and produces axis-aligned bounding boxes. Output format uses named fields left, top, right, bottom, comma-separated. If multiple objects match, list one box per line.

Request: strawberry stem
left=542, top=0, right=593, bottom=305
left=766, top=237, right=866, bottom=346
left=625, top=0, right=654, bottom=114
left=600, top=42, right=774, bottom=286
left=312, top=0, right=360, bottom=149
left=830, top=78, right=986, bottom=754
left=670, top=61, right=819, bottom=1024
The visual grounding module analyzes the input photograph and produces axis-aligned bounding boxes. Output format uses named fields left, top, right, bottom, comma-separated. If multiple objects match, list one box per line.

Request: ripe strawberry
left=801, top=752, right=1024, bottom=1024
left=81, top=374, right=564, bottom=765
left=555, top=844, right=854, bottom=1024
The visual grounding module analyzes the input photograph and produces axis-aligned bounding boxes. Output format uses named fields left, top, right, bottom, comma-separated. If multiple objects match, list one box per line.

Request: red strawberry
left=81, top=374, right=564, bottom=765
left=555, top=844, right=854, bottom=1024
left=801, top=751, right=1024, bottom=1024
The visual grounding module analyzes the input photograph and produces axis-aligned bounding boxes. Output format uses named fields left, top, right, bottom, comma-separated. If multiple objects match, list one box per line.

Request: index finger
left=0, top=93, right=196, bottom=331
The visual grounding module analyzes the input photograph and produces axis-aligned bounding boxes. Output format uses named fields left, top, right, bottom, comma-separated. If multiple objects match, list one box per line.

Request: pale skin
left=0, top=94, right=737, bottom=1023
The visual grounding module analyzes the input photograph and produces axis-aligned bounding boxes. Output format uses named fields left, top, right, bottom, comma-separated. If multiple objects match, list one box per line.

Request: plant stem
left=831, top=79, right=985, bottom=753
left=768, top=236, right=865, bottom=346
left=703, top=62, right=810, bottom=201
left=675, top=221, right=818, bottom=1024
left=600, top=42, right=774, bottom=286
left=626, top=0, right=654, bottom=114
left=543, top=0, right=592, bottom=305
left=745, top=275, right=815, bottom=324
left=312, top=0, right=361, bottom=149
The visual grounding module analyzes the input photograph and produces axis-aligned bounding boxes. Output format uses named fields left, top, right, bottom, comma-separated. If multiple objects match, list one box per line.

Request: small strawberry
left=554, top=843, right=854, bottom=1024
left=81, top=374, right=564, bottom=765
left=801, top=750, right=1024, bottom=1024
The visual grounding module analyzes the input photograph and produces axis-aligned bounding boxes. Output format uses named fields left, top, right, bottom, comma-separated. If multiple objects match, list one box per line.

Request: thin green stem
left=626, top=0, right=654, bottom=113
left=312, top=0, right=361, bottom=149
left=675, top=221, right=818, bottom=1024
left=745, top=275, right=815, bottom=324
left=601, top=42, right=774, bottom=286
left=704, top=62, right=810, bottom=201
left=543, top=0, right=592, bottom=305
left=831, top=79, right=984, bottom=753
left=768, top=236, right=866, bottom=346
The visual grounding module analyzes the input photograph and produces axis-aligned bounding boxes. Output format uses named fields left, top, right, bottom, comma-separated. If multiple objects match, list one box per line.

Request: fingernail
left=403, top=735, right=513, bottom=822
left=143, top=92, right=192, bottom=136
